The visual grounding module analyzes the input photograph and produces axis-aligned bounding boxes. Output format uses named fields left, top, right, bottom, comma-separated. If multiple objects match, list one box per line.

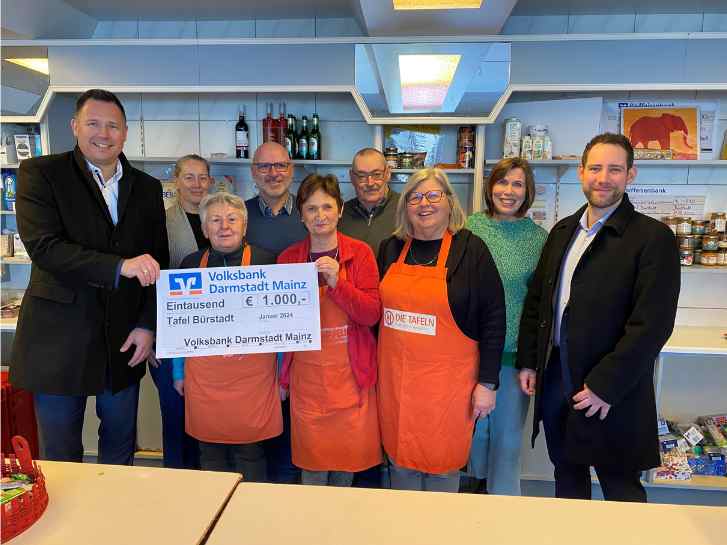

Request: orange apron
left=185, top=246, right=282, bottom=444
left=290, top=267, right=382, bottom=472
left=378, top=231, right=479, bottom=474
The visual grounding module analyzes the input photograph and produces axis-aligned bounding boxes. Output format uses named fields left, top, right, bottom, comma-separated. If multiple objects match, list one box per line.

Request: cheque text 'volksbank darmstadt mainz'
left=156, top=263, right=321, bottom=358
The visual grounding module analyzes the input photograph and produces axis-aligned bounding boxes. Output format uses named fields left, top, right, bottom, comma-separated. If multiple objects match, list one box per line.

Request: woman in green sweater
left=465, top=157, right=547, bottom=495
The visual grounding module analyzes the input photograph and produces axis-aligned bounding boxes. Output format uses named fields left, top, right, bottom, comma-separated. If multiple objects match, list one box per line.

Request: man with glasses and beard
left=340, top=148, right=400, bottom=256
left=245, top=142, right=307, bottom=484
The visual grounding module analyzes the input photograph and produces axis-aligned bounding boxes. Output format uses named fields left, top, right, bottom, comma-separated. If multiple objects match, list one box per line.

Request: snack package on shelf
left=698, top=415, right=727, bottom=447
left=687, top=452, right=727, bottom=476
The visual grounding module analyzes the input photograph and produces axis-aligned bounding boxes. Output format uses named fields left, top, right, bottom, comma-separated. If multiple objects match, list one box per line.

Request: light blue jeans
left=468, top=366, right=530, bottom=495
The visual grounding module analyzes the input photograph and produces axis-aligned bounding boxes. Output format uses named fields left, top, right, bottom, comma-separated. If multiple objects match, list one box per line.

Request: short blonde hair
left=199, top=192, right=247, bottom=225
left=393, top=168, right=466, bottom=240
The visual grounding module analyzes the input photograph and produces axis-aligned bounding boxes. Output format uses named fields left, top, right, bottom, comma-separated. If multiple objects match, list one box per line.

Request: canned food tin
left=399, top=152, right=414, bottom=169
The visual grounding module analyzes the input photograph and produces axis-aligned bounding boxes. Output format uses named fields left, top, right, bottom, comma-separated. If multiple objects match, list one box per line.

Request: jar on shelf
left=663, top=216, right=679, bottom=234
left=677, top=235, right=696, bottom=250
left=399, top=152, right=414, bottom=169
left=719, top=234, right=727, bottom=249
left=693, top=249, right=703, bottom=265
left=384, top=146, right=399, bottom=169
left=691, top=220, right=709, bottom=235
left=701, top=251, right=719, bottom=266
left=679, top=249, right=694, bottom=266
left=676, top=217, right=692, bottom=235
left=711, top=212, right=726, bottom=233
left=693, top=235, right=703, bottom=250
left=702, top=234, right=720, bottom=251
left=718, top=248, right=727, bottom=266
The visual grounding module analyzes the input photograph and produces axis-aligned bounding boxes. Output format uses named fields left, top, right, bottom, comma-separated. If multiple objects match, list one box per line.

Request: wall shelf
left=485, top=159, right=727, bottom=167
left=681, top=265, right=727, bottom=275
left=0, top=317, right=18, bottom=331
left=1, top=257, right=30, bottom=265
left=126, top=156, right=352, bottom=167
left=650, top=475, right=727, bottom=491
left=0, top=164, right=19, bottom=169
left=0, top=210, right=16, bottom=215
left=392, top=168, right=474, bottom=174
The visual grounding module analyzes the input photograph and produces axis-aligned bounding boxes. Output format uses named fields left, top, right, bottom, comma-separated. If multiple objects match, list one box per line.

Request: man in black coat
left=517, top=133, right=680, bottom=502
left=10, top=89, right=169, bottom=465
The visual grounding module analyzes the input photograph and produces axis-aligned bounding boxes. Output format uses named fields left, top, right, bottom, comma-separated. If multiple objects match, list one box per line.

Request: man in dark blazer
left=10, top=89, right=169, bottom=465
left=517, top=133, right=680, bottom=502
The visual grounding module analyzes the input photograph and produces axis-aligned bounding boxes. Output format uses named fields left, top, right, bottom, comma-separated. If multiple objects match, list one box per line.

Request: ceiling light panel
left=399, top=54, right=460, bottom=110
left=6, top=58, right=49, bottom=75
left=393, top=0, right=482, bottom=10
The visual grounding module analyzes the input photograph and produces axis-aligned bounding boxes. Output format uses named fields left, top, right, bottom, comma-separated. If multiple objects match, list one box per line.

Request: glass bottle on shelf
left=308, top=114, right=321, bottom=160
left=235, top=106, right=249, bottom=159
left=285, top=115, right=297, bottom=159
left=263, top=103, right=276, bottom=144
left=297, top=116, right=309, bottom=160
left=277, top=103, right=287, bottom=147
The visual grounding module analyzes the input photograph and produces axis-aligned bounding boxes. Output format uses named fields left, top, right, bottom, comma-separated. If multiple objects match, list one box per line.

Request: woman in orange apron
left=278, top=174, right=382, bottom=487
left=172, top=192, right=281, bottom=480
left=377, top=168, right=506, bottom=492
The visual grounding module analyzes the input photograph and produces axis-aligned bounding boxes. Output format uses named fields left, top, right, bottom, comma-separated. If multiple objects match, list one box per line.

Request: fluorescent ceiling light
left=399, top=54, right=460, bottom=110
left=393, top=0, right=482, bottom=10
left=6, top=58, right=49, bottom=75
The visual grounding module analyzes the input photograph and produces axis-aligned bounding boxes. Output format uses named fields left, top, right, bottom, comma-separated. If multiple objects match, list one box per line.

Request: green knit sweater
left=465, top=213, right=547, bottom=367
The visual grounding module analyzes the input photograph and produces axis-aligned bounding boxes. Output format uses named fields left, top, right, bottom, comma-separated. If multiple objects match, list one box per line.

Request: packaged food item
left=718, top=249, right=727, bottom=266
left=676, top=217, right=692, bottom=235
left=711, top=212, right=726, bottom=233
left=693, top=249, right=703, bottom=265
left=677, top=235, right=696, bottom=250
left=384, top=146, right=399, bottom=169
left=679, top=249, right=693, bottom=266
left=13, top=135, right=33, bottom=161
left=663, top=216, right=679, bottom=234
left=503, top=117, right=522, bottom=159
left=701, top=251, right=718, bottom=266
left=399, top=152, right=414, bottom=169
left=2, top=173, right=16, bottom=211
left=542, top=135, right=553, bottom=160
left=12, top=234, right=27, bottom=259
left=691, top=220, right=709, bottom=235
left=702, top=234, right=720, bottom=251
left=520, top=136, right=533, bottom=160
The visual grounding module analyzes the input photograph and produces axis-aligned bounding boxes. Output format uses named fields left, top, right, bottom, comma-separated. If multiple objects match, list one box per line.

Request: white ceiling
left=63, top=0, right=358, bottom=19
left=60, top=0, right=727, bottom=22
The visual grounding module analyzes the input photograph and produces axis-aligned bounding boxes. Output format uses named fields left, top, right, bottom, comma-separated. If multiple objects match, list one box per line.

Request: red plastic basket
left=1, top=436, right=49, bottom=543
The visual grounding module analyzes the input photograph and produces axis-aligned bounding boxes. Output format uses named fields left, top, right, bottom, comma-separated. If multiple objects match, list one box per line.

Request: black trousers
left=541, top=347, right=647, bottom=503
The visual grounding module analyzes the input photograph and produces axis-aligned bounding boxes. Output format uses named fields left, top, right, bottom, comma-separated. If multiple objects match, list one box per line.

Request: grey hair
left=199, top=192, right=247, bottom=225
left=393, top=168, right=466, bottom=240
left=173, top=154, right=210, bottom=178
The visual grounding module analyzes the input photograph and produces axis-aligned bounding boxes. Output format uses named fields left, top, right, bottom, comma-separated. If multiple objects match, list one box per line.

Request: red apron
left=378, top=231, right=479, bottom=474
left=290, top=267, right=382, bottom=472
left=184, top=246, right=282, bottom=444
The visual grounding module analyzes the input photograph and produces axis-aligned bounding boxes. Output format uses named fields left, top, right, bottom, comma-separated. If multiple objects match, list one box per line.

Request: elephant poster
left=622, top=107, right=699, bottom=160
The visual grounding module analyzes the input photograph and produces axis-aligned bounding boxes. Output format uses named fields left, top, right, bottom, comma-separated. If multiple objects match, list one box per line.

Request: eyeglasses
left=351, top=169, right=386, bottom=181
left=406, top=190, right=445, bottom=205
left=253, top=162, right=291, bottom=173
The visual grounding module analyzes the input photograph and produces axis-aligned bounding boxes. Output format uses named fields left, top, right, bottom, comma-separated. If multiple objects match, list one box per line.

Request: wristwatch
left=479, top=382, right=496, bottom=391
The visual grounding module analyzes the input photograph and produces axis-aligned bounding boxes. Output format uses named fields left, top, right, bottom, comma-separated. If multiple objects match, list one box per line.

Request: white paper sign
left=382, top=308, right=437, bottom=336
left=156, top=263, right=321, bottom=358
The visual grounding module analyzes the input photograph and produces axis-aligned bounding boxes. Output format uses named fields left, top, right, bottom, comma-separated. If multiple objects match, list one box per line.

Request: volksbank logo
left=169, top=272, right=204, bottom=296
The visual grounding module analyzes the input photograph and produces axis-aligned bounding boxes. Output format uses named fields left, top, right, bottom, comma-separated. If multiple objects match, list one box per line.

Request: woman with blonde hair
left=377, top=168, right=506, bottom=492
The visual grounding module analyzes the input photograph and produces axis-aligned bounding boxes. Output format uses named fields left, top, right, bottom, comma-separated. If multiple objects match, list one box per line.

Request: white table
left=9, top=461, right=240, bottom=545
left=206, top=483, right=727, bottom=545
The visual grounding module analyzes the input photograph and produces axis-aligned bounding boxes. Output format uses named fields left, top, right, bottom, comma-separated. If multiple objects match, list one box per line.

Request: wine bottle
left=285, top=114, right=297, bottom=159
left=235, top=106, right=249, bottom=159
left=309, top=113, right=321, bottom=160
left=263, top=102, right=275, bottom=144
left=277, top=102, right=287, bottom=146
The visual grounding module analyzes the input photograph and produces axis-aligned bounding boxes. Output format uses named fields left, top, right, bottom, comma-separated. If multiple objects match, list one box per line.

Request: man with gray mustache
left=340, top=148, right=400, bottom=257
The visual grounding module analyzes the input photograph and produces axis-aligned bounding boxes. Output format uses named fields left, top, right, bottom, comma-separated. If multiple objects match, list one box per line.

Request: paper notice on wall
left=626, top=185, right=707, bottom=220
left=528, top=183, right=557, bottom=230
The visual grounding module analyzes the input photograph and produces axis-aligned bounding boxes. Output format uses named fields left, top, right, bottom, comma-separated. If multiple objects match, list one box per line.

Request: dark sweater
left=244, top=195, right=307, bottom=257
left=377, top=229, right=506, bottom=386
left=339, top=191, right=400, bottom=257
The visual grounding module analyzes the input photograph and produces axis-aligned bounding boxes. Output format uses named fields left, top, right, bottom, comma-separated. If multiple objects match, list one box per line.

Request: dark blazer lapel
left=73, top=147, right=114, bottom=225
left=548, top=205, right=585, bottom=276
left=115, top=153, right=134, bottom=225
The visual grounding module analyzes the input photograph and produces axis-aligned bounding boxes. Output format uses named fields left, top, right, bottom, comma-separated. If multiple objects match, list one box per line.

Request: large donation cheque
left=156, top=263, right=321, bottom=358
